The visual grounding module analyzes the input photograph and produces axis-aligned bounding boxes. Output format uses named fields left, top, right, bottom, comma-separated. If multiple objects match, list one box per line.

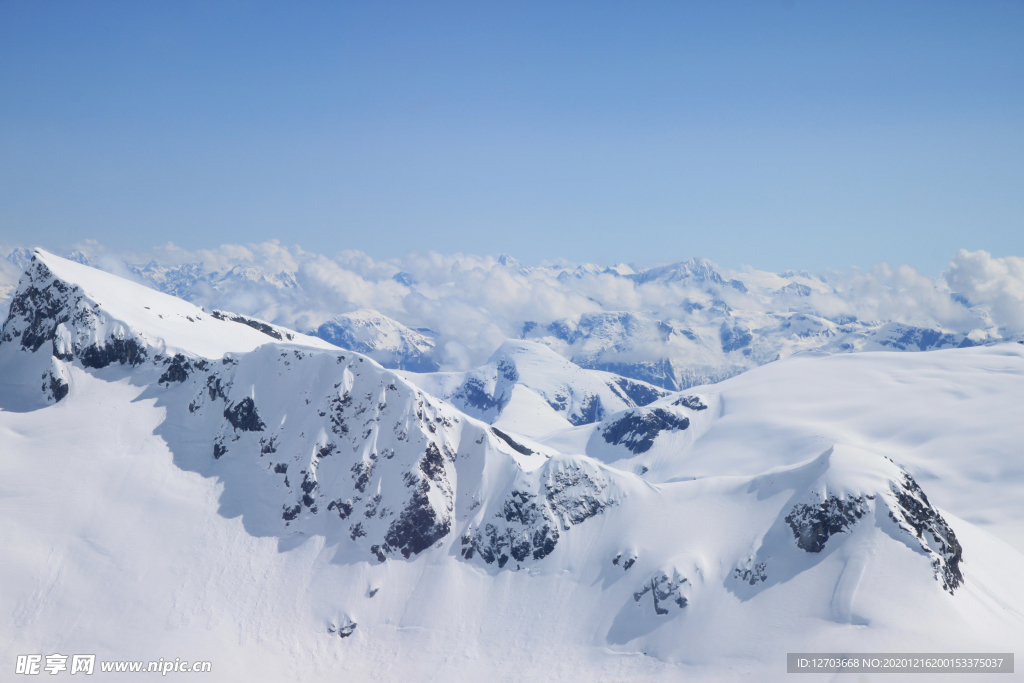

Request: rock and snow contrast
left=2, top=250, right=1024, bottom=681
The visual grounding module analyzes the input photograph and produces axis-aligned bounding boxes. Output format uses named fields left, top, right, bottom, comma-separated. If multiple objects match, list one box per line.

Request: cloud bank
left=2, top=241, right=1022, bottom=384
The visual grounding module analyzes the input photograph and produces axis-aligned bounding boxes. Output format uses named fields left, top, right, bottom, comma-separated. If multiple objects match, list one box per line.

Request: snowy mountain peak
left=631, top=257, right=726, bottom=285
left=0, top=249, right=331, bottom=408
left=314, top=309, right=439, bottom=372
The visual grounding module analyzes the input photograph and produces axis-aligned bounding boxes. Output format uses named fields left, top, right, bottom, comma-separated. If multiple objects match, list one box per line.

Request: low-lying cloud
left=2, top=241, right=1021, bottom=376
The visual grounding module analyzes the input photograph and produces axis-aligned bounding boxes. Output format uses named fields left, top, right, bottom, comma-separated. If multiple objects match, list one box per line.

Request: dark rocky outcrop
left=223, top=397, right=266, bottom=432
left=888, top=472, right=963, bottom=594
left=158, top=354, right=193, bottom=384
left=672, top=395, right=707, bottom=411
left=210, top=310, right=293, bottom=341
left=461, top=463, right=614, bottom=569
left=47, top=370, right=69, bottom=402
left=379, top=442, right=454, bottom=560
left=382, top=484, right=451, bottom=559
left=78, top=338, right=148, bottom=369
left=1, top=261, right=76, bottom=352
left=601, top=408, right=690, bottom=454
left=633, top=570, right=689, bottom=615
left=785, top=493, right=870, bottom=553
left=608, top=377, right=667, bottom=407
left=491, top=428, right=534, bottom=456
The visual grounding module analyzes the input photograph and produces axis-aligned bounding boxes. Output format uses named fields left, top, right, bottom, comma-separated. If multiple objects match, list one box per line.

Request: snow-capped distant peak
left=314, top=309, right=439, bottom=372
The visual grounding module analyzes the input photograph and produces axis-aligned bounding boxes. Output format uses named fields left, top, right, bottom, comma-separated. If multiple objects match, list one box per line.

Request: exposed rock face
left=223, top=397, right=266, bottom=432
left=490, top=428, right=534, bottom=455
left=210, top=310, right=294, bottom=342
left=382, top=442, right=454, bottom=559
left=780, top=466, right=963, bottom=594
left=2, top=260, right=78, bottom=353
left=888, top=472, right=964, bottom=594
left=633, top=569, right=689, bottom=615
left=785, top=494, right=871, bottom=553
left=0, top=257, right=153, bottom=403
left=733, top=560, right=767, bottom=586
left=460, top=460, right=617, bottom=568
left=44, top=358, right=70, bottom=402
left=672, top=395, right=707, bottom=411
left=601, top=408, right=690, bottom=454
left=1, top=258, right=144, bottom=368
left=608, top=376, right=668, bottom=407
left=328, top=620, right=357, bottom=638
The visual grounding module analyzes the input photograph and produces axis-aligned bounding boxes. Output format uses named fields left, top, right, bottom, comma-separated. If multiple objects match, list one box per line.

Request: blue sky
left=1, top=1, right=1022, bottom=273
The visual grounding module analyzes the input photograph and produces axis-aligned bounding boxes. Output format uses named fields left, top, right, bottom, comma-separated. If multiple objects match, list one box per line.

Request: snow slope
left=1, top=251, right=1023, bottom=682
left=401, top=339, right=668, bottom=438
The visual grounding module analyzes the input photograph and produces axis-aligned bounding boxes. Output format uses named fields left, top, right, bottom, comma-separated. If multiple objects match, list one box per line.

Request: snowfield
left=1, top=250, right=1023, bottom=682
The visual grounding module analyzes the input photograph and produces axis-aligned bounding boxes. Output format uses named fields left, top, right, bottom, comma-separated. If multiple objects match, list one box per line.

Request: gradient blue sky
left=1, top=1, right=1022, bottom=273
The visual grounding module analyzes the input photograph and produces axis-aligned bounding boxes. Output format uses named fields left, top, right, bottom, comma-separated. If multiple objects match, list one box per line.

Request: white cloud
left=2, top=240, right=1023, bottom=372
left=944, top=249, right=1024, bottom=332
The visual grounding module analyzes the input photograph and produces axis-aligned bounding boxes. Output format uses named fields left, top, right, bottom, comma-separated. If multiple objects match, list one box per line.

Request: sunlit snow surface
left=1, top=250, right=1023, bottom=682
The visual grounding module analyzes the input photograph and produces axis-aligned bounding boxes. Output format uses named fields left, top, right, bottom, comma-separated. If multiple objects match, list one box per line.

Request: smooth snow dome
left=1, top=247, right=1024, bottom=682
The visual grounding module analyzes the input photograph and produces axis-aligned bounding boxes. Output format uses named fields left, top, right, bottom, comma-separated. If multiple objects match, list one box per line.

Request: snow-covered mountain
left=402, top=339, right=669, bottom=437
left=315, top=309, right=439, bottom=372
left=2, top=250, right=1024, bottom=681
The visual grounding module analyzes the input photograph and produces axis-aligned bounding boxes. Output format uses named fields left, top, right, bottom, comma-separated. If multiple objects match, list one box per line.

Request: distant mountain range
left=1, top=246, right=1014, bottom=392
